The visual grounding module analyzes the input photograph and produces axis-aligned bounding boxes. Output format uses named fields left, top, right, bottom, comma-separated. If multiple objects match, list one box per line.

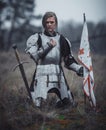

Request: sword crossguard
left=12, top=61, right=29, bottom=71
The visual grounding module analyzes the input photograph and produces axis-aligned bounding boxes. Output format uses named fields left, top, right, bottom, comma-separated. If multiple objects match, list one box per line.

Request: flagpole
left=88, top=74, right=94, bottom=108
left=83, top=13, right=87, bottom=109
left=83, top=13, right=86, bottom=22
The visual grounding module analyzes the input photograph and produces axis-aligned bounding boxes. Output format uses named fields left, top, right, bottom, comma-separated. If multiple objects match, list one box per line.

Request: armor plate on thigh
left=33, top=64, right=69, bottom=100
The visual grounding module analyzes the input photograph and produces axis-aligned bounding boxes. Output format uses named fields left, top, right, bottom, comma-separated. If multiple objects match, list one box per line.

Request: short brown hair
left=42, top=11, right=58, bottom=28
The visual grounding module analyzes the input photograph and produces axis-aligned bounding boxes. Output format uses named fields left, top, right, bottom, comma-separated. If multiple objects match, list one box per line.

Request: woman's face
left=45, top=16, right=57, bottom=34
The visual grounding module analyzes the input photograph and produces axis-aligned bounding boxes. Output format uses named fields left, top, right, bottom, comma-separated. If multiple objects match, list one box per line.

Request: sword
left=12, top=44, right=32, bottom=100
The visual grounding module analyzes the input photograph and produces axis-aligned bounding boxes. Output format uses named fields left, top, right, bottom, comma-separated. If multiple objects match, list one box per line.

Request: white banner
left=78, top=14, right=96, bottom=107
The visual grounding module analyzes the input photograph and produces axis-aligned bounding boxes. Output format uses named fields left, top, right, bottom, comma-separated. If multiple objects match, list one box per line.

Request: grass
left=0, top=50, right=106, bottom=130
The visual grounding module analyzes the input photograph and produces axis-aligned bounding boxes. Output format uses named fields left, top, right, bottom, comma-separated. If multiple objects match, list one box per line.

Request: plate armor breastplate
left=40, top=33, right=61, bottom=65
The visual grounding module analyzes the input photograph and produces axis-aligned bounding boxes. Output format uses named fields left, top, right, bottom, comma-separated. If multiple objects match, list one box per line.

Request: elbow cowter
left=38, top=42, right=53, bottom=59
left=64, top=55, right=78, bottom=67
left=28, top=42, right=54, bottom=63
left=64, top=55, right=83, bottom=76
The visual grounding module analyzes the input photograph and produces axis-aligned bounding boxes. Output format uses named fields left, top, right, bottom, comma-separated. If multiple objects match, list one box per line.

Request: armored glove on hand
left=65, top=60, right=83, bottom=77
left=27, top=42, right=54, bottom=63
left=76, top=66, right=83, bottom=77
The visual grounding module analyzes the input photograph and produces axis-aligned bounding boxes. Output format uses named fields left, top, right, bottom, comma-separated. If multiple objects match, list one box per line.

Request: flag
left=78, top=14, right=96, bottom=108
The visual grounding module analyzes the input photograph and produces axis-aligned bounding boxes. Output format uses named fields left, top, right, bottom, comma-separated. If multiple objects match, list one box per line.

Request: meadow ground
left=0, top=50, right=106, bottom=130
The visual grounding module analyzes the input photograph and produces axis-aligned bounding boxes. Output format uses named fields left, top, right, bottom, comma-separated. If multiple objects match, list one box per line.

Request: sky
left=35, top=0, right=106, bottom=24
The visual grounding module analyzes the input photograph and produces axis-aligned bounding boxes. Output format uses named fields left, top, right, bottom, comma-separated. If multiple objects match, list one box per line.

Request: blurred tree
left=0, top=0, right=42, bottom=50
left=91, top=22, right=106, bottom=54
left=0, top=0, right=7, bottom=49
left=59, top=20, right=106, bottom=54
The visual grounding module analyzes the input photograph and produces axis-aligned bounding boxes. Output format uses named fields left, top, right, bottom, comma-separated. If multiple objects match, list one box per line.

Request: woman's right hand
left=50, top=39, right=57, bottom=47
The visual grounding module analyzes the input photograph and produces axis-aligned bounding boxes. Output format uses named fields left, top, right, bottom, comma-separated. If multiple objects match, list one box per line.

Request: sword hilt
left=12, top=44, right=21, bottom=64
left=12, top=44, right=17, bottom=49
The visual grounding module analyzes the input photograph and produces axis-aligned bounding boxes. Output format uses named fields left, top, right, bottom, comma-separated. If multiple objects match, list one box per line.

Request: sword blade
left=19, top=63, right=32, bottom=100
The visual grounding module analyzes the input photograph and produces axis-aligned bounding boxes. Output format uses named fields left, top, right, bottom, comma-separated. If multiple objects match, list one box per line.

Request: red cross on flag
left=78, top=14, right=96, bottom=108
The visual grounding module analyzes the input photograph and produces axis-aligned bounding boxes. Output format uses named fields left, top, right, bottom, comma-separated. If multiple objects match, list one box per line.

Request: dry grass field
left=0, top=50, right=106, bottom=130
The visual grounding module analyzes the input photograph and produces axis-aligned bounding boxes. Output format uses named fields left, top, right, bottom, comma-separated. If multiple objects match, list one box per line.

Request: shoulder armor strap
left=37, top=33, right=42, bottom=50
